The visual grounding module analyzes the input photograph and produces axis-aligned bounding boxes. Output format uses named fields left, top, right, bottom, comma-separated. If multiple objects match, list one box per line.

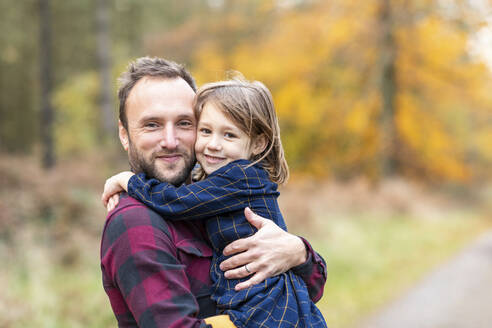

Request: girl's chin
left=202, top=163, right=223, bottom=175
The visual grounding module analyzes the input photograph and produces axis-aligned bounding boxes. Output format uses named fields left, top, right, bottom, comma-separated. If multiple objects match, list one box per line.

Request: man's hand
left=220, top=207, right=307, bottom=291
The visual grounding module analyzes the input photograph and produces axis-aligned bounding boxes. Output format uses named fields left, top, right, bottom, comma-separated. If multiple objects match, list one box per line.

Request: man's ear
left=251, top=134, right=268, bottom=156
left=118, top=120, right=129, bottom=151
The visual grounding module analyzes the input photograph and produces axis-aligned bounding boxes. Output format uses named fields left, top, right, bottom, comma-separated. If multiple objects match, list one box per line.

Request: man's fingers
left=244, top=207, right=266, bottom=229
left=223, top=262, right=255, bottom=280
left=220, top=249, right=255, bottom=271
left=223, top=208, right=269, bottom=256
left=235, top=272, right=266, bottom=291
left=223, top=237, right=251, bottom=257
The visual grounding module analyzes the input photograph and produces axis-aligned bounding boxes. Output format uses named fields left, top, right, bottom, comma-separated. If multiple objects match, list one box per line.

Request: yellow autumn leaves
left=189, top=0, right=492, bottom=183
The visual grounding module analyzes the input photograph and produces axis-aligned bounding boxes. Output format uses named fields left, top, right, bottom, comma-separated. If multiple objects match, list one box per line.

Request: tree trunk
left=378, top=0, right=398, bottom=177
left=39, top=0, right=55, bottom=169
left=96, top=0, right=115, bottom=141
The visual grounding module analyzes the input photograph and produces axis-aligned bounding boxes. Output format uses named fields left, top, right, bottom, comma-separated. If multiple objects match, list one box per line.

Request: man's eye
left=178, top=120, right=193, bottom=128
left=145, top=122, right=159, bottom=128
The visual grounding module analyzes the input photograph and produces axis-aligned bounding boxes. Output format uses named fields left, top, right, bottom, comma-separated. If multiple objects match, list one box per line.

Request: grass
left=1, top=155, right=490, bottom=327
left=308, top=211, right=491, bottom=328
left=2, top=211, right=489, bottom=327
left=0, top=228, right=116, bottom=328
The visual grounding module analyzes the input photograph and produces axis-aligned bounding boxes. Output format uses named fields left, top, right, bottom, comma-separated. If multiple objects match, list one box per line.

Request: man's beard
left=127, top=139, right=195, bottom=186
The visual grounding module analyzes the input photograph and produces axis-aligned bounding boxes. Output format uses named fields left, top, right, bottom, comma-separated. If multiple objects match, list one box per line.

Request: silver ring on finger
left=244, top=264, right=251, bottom=274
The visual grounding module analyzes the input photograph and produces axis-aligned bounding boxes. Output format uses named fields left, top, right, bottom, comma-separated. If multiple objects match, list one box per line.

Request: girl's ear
left=251, top=134, right=268, bottom=156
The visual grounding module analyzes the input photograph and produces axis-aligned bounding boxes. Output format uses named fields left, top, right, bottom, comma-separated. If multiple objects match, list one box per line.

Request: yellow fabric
left=204, top=315, right=237, bottom=327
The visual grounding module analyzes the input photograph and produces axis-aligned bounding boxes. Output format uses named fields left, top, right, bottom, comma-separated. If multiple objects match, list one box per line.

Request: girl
left=102, top=77, right=327, bottom=328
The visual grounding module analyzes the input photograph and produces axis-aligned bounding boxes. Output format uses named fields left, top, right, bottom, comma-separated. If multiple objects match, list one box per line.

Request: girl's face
left=195, top=103, right=258, bottom=175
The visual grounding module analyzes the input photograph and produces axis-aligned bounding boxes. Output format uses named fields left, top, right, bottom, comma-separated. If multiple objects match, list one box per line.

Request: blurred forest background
left=0, top=0, right=491, bottom=327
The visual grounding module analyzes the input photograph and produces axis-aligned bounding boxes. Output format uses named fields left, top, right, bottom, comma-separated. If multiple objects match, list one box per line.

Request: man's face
left=119, top=77, right=197, bottom=186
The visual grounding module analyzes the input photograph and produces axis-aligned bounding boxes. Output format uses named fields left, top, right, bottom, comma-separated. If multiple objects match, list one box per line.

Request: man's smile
left=155, top=153, right=183, bottom=163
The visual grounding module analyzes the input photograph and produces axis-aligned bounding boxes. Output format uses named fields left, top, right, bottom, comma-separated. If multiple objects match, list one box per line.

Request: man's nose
left=159, top=124, right=178, bottom=149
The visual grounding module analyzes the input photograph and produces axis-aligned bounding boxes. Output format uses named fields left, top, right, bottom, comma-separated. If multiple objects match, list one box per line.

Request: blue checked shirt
left=128, top=159, right=327, bottom=328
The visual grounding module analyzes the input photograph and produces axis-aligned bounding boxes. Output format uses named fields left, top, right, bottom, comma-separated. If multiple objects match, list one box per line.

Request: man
left=100, top=57, right=327, bottom=327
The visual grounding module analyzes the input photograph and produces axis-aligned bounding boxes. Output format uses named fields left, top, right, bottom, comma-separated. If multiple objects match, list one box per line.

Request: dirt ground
left=356, top=230, right=492, bottom=328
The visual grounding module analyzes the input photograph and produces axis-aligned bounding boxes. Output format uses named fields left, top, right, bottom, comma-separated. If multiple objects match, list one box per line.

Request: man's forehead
left=130, top=76, right=195, bottom=98
left=126, top=76, right=196, bottom=121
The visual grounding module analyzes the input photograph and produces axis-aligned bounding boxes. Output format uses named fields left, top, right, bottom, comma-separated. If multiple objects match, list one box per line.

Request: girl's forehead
left=200, top=103, right=233, bottom=124
left=199, top=102, right=251, bottom=133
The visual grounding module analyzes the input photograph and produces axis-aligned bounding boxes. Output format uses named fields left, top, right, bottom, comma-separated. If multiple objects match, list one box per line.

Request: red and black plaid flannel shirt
left=100, top=194, right=326, bottom=327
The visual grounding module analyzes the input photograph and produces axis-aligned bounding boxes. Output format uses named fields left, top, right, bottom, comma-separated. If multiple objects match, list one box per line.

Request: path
left=357, top=230, right=492, bottom=328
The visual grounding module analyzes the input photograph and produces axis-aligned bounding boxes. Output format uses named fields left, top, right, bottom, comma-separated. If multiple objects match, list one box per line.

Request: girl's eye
left=225, top=132, right=237, bottom=138
left=200, top=128, right=212, bottom=134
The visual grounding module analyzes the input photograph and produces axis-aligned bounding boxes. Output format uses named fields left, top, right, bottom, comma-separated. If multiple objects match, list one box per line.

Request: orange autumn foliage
left=160, top=0, right=492, bottom=183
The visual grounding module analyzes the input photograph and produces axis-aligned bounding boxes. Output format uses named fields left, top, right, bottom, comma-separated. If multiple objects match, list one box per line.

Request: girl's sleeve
left=127, top=164, right=258, bottom=220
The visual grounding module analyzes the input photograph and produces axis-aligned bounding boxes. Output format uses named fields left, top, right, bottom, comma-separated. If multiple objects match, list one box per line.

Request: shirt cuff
left=290, top=236, right=314, bottom=276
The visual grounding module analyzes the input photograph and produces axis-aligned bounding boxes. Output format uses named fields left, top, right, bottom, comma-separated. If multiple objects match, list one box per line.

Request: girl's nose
left=207, top=135, right=222, bottom=150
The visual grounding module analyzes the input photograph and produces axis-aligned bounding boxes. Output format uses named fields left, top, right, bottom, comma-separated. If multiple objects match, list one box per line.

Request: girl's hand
left=106, top=193, right=120, bottom=212
left=101, top=171, right=135, bottom=209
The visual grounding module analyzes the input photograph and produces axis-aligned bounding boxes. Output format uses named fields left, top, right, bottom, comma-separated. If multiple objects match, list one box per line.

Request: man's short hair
left=117, top=57, right=197, bottom=129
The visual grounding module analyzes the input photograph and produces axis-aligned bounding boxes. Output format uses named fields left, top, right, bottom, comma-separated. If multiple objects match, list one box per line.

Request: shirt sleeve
left=127, top=164, right=265, bottom=221
left=100, top=204, right=210, bottom=328
left=290, top=237, right=327, bottom=303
